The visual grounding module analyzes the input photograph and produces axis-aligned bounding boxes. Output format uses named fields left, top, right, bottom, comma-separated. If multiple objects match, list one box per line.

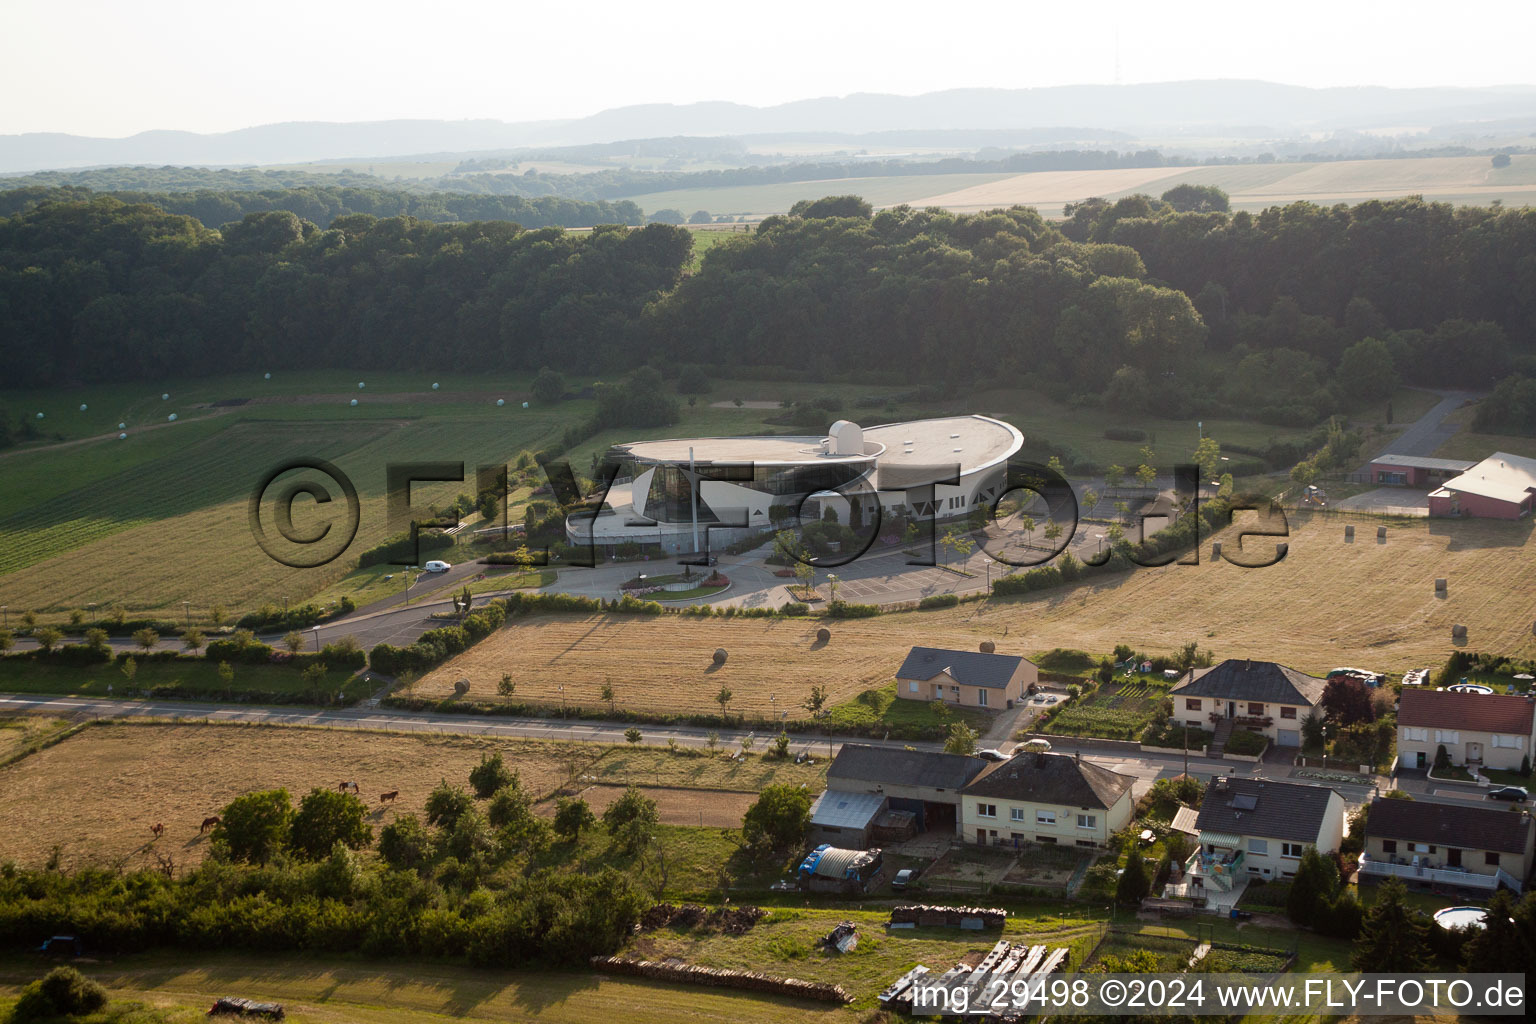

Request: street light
left=1095, top=534, right=1106, bottom=556
left=312, top=626, right=321, bottom=653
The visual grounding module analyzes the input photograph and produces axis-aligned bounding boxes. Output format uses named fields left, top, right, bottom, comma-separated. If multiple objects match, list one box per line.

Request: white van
left=423, top=560, right=452, bottom=573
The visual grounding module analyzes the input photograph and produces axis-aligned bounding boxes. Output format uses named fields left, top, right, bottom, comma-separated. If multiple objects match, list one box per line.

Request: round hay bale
left=713, top=647, right=728, bottom=666
left=979, top=640, right=995, bottom=654
left=1451, top=624, right=1468, bottom=639
left=453, top=678, right=470, bottom=696
left=1435, top=578, right=1448, bottom=593
left=816, top=627, right=831, bottom=643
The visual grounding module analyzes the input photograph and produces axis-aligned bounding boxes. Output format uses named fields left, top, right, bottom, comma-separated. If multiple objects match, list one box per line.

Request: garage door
left=1276, top=729, right=1300, bottom=747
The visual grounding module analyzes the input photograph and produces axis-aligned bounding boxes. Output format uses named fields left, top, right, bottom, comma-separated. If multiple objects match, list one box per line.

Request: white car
left=423, top=560, right=452, bottom=573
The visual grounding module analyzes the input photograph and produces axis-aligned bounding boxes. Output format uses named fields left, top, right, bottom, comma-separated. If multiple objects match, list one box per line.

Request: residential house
left=1170, top=659, right=1325, bottom=748
left=959, top=750, right=1134, bottom=849
left=826, top=743, right=988, bottom=836
left=895, top=645, right=1037, bottom=709
left=1359, top=797, right=1532, bottom=894
left=1183, top=776, right=1346, bottom=897
left=1396, top=689, right=1536, bottom=772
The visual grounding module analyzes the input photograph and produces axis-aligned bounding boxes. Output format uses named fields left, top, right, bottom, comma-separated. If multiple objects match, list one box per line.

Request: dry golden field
left=419, top=511, right=1536, bottom=714
left=0, top=722, right=597, bottom=868
left=0, top=722, right=828, bottom=869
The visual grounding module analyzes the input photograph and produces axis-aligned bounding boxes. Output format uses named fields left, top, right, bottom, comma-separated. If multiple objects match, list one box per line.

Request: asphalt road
left=0, top=690, right=1402, bottom=812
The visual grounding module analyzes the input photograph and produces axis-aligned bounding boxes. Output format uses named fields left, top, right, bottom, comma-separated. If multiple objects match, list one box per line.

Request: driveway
left=1358, top=389, right=1478, bottom=467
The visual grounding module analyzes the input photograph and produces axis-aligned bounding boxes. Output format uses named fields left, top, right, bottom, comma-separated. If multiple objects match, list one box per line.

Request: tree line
left=4, top=188, right=1536, bottom=436
left=0, top=198, right=690, bottom=385
left=0, top=184, right=642, bottom=229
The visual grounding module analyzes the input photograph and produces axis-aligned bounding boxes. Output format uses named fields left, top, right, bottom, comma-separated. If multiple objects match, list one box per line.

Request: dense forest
left=0, top=184, right=642, bottom=229
left=2, top=188, right=1534, bottom=434
left=0, top=198, right=691, bottom=383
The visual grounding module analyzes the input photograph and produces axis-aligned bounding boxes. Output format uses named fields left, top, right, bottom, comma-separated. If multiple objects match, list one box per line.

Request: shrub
left=215, top=788, right=294, bottom=864
left=918, top=593, right=960, bottom=610
left=825, top=600, right=880, bottom=618
left=205, top=638, right=276, bottom=665
left=378, top=814, right=431, bottom=871
left=1223, top=729, right=1267, bottom=755
left=468, top=753, right=514, bottom=798
left=10, top=966, right=108, bottom=1022
left=742, top=783, right=811, bottom=851
left=289, top=788, right=373, bottom=860
left=1140, top=719, right=1212, bottom=749
left=425, top=781, right=473, bottom=830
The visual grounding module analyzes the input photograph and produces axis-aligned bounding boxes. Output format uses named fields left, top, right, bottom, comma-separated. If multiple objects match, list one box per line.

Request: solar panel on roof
left=1232, top=794, right=1258, bottom=811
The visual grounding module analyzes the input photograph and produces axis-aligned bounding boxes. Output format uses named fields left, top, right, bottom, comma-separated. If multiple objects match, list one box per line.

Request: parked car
left=891, top=868, right=918, bottom=891
left=423, top=560, right=452, bottom=573
left=1487, top=786, right=1529, bottom=802
left=976, top=748, right=1007, bottom=762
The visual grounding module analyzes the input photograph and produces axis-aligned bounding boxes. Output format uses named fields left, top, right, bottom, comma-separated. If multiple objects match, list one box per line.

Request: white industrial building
left=566, top=415, right=1024, bottom=554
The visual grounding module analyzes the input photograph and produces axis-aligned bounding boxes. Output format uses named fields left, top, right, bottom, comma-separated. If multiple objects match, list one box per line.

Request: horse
left=150, top=822, right=164, bottom=838
left=200, top=815, right=220, bottom=833
left=379, top=790, right=399, bottom=803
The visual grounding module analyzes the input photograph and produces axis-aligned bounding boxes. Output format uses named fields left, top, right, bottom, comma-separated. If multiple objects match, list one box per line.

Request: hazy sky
left=7, top=0, right=1534, bottom=137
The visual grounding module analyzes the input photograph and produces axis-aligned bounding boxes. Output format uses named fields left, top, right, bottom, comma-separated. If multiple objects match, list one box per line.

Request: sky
left=6, top=0, right=1535, bottom=137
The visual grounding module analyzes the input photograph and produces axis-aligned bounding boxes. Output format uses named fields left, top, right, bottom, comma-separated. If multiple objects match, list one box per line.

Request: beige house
left=1170, top=659, right=1325, bottom=748
left=1179, top=776, right=1346, bottom=900
left=1360, top=797, right=1532, bottom=894
left=960, top=750, right=1134, bottom=849
left=895, top=646, right=1036, bottom=709
left=1396, top=689, right=1536, bottom=772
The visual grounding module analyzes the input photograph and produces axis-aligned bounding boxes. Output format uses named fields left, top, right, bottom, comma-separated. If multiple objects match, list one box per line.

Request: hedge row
left=356, top=531, right=455, bottom=569
left=236, top=596, right=355, bottom=633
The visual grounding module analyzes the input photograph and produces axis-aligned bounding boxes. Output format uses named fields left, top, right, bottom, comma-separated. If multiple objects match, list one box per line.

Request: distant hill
left=3, top=80, right=1534, bottom=173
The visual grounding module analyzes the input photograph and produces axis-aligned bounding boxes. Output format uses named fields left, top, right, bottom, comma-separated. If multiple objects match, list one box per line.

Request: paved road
left=1359, top=388, right=1479, bottom=467
left=0, top=690, right=1298, bottom=802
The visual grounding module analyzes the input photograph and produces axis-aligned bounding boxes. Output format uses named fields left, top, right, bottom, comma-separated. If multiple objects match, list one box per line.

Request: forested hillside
left=2, top=189, right=1534, bottom=435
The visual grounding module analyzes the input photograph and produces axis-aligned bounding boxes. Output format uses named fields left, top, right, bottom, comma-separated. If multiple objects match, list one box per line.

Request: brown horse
left=200, top=815, right=220, bottom=833
left=379, top=790, right=399, bottom=803
left=150, top=822, right=164, bottom=838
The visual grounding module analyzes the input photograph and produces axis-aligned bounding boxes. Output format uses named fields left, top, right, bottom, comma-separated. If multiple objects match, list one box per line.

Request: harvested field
left=415, top=613, right=899, bottom=714
left=0, top=716, right=71, bottom=763
left=554, top=784, right=757, bottom=828
left=0, top=721, right=601, bottom=868
left=421, top=512, right=1536, bottom=717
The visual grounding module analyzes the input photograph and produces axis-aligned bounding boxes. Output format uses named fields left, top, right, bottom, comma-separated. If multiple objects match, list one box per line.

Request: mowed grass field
left=624, top=154, right=1536, bottom=218
left=0, top=952, right=854, bottom=1024
left=422, top=510, right=1536, bottom=717
left=0, top=721, right=828, bottom=869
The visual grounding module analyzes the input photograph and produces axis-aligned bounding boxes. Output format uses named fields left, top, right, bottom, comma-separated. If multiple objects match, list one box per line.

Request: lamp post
left=827, top=573, right=839, bottom=604
left=1095, top=534, right=1106, bottom=557
left=312, top=626, right=321, bottom=653
left=984, top=557, right=992, bottom=596
left=559, top=684, right=566, bottom=718
left=183, top=601, right=191, bottom=627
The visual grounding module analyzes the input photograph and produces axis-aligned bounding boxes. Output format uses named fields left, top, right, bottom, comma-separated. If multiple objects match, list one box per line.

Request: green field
left=0, top=655, right=366, bottom=701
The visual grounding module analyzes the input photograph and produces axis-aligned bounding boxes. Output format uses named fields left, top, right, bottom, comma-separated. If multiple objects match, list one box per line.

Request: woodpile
left=636, top=902, right=765, bottom=934
left=590, top=957, right=853, bottom=1003
left=889, top=904, right=1007, bottom=928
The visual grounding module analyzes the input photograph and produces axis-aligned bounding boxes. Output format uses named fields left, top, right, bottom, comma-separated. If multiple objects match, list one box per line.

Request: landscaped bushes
left=12, top=644, right=112, bottom=665
left=917, top=594, right=960, bottom=610
left=236, top=597, right=355, bottom=633
left=205, top=638, right=277, bottom=664
left=824, top=600, right=880, bottom=618
left=1223, top=730, right=1268, bottom=755
left=1140, top=719, right=1212, bottom=749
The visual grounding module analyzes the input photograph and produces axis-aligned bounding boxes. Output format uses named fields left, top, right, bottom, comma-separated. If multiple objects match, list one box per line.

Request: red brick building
left=1428, top=452, right=1536, bottom=519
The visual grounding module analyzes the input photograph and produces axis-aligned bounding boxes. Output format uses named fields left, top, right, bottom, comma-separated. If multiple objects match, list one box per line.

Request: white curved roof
left=615, top=415, right=1021, bottom=476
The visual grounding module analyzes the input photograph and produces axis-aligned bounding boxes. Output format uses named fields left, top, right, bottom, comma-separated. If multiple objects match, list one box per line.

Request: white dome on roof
left=827, top=419, right=863, bottom=456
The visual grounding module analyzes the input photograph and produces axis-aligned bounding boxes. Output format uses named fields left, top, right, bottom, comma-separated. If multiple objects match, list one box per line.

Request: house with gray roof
left=827, top=743, right=988, bottom=836
left=1359, top=796, right=1532, bottom=894
left=1170, top=659, right=1326, bottom=748
left=960, top=750, right=1135, bottom=848
left=895, top=645, right=1037, bottom=709
left=1181, top=776, right=1346, bottom=900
